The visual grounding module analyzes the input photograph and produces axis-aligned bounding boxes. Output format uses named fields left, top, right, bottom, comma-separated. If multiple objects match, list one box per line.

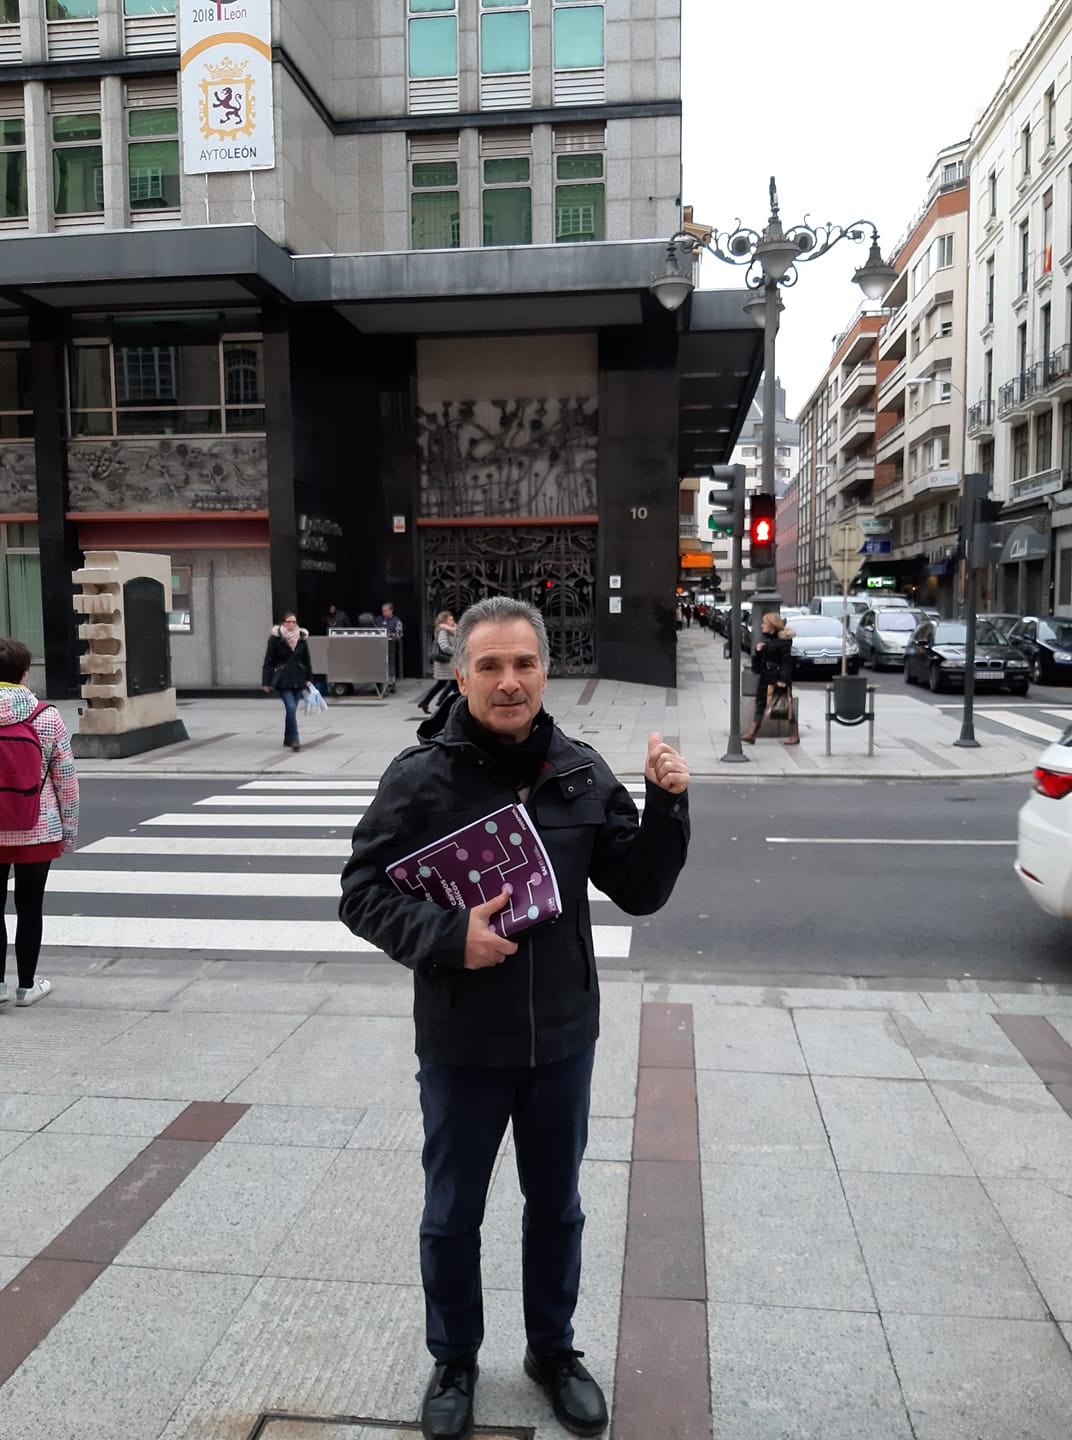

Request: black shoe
left=421, top=1358, right=478, bottom=1440
left=524, top=1347, right=607, bottom=1436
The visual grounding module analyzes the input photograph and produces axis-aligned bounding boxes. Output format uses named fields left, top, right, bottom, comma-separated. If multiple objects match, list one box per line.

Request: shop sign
left=910, top=470, right=960, bottom=497
left=679, top=553, right=714, bottom=569
left=180, top=0, right=275, bottom=175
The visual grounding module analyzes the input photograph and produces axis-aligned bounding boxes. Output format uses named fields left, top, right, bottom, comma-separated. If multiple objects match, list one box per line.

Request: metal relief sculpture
left=67, top=438, right=269, bottom=512
left=423, top=525, right=597, bottom=676
left=417, top=397, right=598, bottom=519
left=0, top=445, right=37, bottom=513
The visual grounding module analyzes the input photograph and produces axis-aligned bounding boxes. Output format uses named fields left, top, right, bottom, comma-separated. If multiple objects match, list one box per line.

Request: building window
left=409, top=0, right=457, bottom=72
left=1043, top=188, right=1053, bottom=274
left=47, top=0, right=97, bottom=15
left=0, top=523, right=43, bottom=659
left=169, top=565, right=192, bottom=634
left=553, top=2, right=605, bottom=68
left=0, top=115, right=27, bottom=221
left=1045, top=85, right=1056, bottom=148
left=411, top=158, right=460, bottom=250
left=985, top=257, right=995, bottom=324
left=555, top=152, right=604, bottom=242
left=127, top=105, right=179, bottom=212
left=124, top=0, right=175, bottom=11
left=52, top=110, right=103, bottom=217
left=1012, top=422, right=1030, bottom=481
left=0, top=343, right=31, bottom=438
left=68, top=312, right=265, bottom=438
left=1036, top=409, right=1053, bottom=472
left=935, top=234, right=953, bottom=269
left=1061, top=401, right=1072, bottom=478
left=984, top=349, right=993, bottom=411
left=1021, top=122, right=1031, bottom=178
left=988, top=169, right=997, bottom=218
left=480, top=0, right=531, bottom=78
left=1019, top=222, right=1030, bottom=294
left=0, top=2, right=16, bottom=24
left=482, top=155, right=531, bottom=246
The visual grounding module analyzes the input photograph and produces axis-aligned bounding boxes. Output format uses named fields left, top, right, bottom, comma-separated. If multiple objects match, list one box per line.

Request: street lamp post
left=652, top=177, right=896, bottom=629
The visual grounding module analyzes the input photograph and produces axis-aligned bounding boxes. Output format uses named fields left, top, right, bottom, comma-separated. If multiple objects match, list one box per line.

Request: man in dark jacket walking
left=340, top=596, right=689, bottom=1440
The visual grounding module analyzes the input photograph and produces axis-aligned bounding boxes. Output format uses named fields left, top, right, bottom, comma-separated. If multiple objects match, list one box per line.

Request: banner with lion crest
left=179, top=0, right=275, bottom=174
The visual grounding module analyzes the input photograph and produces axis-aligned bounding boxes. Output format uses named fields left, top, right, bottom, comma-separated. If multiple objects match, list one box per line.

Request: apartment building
left=0, top=0, right=762, bottom=692
left=965, top=0, right=1072, bottom=616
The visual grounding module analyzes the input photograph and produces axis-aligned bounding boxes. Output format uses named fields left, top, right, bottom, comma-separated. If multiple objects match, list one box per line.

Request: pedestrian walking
left=417, top=611, right=458, bottom=715
left=742, top=612, right=799, bottom=746
left=340, top=595, right=690, bottom=1440
left=261, top=611, right=314, bottom=753
left=0, top=637, right=79, bottom=1009
left=675, top=601, right=684, bottom=631
left=684, top=603, right=693, bottom=628
left=377, top=602, right=404, bottom=692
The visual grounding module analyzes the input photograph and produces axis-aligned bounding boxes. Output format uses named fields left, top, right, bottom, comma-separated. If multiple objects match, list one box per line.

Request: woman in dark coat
left=261, top=611, right=314, bottom=752
left=743, top=612, right=799, bottom=746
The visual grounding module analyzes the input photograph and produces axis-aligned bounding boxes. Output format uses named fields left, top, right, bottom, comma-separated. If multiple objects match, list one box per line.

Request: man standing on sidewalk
left=340, top=596, right=690, bottom=1440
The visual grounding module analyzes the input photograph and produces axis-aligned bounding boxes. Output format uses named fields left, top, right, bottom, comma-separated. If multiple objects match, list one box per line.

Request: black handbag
left=766, top=686, right=792, bottom=721
left=428, top=642, right=451, bottom=664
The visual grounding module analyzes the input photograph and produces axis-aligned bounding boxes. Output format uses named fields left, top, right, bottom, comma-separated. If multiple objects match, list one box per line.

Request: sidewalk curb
left=75, top=763, right=1038, bottom=782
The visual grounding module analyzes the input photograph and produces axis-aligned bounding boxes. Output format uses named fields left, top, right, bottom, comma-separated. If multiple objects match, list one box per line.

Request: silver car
left=855, top=608, right=926, bottom=671
left=788, top=615, right=861, bottom=678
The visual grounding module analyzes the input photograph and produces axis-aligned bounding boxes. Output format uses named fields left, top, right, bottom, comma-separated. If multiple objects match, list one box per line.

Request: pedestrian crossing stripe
left=240, top=780, right=381, bottom=791
left=23, top=915, right=632, bottom=957
left=976, top=710, right=1065, bottom=743
left=78, top=837, right=353, bottom=857
left=197, top=795, right=374, bottom=808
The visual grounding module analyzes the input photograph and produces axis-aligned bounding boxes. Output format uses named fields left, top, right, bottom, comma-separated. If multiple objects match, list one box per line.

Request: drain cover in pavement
left=250, top=1417, right=532, bottom=1440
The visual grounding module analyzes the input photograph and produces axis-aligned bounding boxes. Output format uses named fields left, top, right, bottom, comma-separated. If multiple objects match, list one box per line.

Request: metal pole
left=722, top=526, right=749, bottom=763
left=751, top=278, right=782, bottom=648
left=956, top=561, right=980, bottom=747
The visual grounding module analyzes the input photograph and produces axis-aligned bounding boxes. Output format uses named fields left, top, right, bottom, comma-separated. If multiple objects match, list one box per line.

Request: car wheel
left=904, top=660, right=916, bottom=685
left=1009, top=679, right=1030, bottom=696
left=1031, top=657, right=1045, bottom=685
left=328, top=682, right=349, bottom=697
left=929, top=663, right=946, bottom=693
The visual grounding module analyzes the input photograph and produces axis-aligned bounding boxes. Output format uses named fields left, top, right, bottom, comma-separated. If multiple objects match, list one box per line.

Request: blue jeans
left=417, top=1044, right=594, bottom=1361
left=279, top=687, right=302, bottom=744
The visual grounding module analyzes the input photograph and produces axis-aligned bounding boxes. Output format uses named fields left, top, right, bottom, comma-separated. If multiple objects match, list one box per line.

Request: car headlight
left=1055, top=652, right=1072, bottom=662
left=1008, top=659, right=1028, bottom=668
left=847, top=640, right=859, bottom=654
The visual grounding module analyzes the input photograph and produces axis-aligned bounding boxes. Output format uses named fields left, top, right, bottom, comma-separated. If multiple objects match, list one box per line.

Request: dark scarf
left=457, top=703, right=555, bottom=791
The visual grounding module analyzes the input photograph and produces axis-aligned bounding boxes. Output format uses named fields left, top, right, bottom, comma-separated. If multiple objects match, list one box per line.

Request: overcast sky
left=680, top=0, right=1055, bottom=421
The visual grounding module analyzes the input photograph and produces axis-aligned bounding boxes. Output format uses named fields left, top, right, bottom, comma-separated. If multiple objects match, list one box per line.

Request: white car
left=1016, top=730, right=1072, bottom=918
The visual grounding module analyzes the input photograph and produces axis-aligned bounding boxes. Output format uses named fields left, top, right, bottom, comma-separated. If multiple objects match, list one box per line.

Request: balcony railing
left=1043, top=343, right=1072, bottom=390
left=967, top=399, right=994, bottom=436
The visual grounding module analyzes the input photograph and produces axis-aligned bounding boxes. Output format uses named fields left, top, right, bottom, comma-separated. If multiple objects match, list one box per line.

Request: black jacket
left=752, top=632, right=794, bottom=687
left=339, top=703, right=689, bottom=1067
left=262, top=628, right=314, bottom=690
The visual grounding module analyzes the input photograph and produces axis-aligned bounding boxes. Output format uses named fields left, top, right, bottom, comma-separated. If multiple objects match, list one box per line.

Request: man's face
left=457, top=619, right=548, bottom=743
left=382, top=605, right=392, bottom=619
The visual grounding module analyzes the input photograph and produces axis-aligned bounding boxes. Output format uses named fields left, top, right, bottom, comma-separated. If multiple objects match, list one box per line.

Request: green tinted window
left=557, top=153, right=603, bottom=180
left=47, top=0, right=98, bottom=16
left=409, top=0, right=454, bottom=9
left=484, top=157, right=530, bottom=184
left=0, top=151, right=26, bottom=219
left=413, top=161, right=458, bottom=188
left=481, top=10, right=530, bottom=73
left=52, top=113, right=102, bottom=143
left=0, top=1, right=18, bottom=23
left=482, top=0, right=521, bottom=6
left=483, top=187, right=531, bottom=246
left=123, top=0, right=176, bottom=12
left=53, top=145, right=104, bottom=214
left=128, top=107, right=177, bottom=138
left=5, top=553, right=43, bottom=658
left=412, top=190, right=461, bottom=249
left=0, top=119, right=25, bottom=146
left=554, top=6, right=604, bottom=68
left=128, top=138, right=180, bottom=209
left=408, top=15, right=458, bottom=76
left=555, top=182, right=604, bottom=242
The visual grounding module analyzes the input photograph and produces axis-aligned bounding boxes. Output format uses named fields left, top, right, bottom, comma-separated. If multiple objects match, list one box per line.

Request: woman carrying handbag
left=742, top=612, right=799, bottom=746
left=417, top=611, right=458, bottom=715
left=261, top=611, right=314, bottom=753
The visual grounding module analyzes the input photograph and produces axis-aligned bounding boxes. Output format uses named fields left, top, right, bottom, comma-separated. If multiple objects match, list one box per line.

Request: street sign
left=830, top=522, right=864, bottom=559
left=860, top=539, right=892, bottom=555
left=829, top=554, right=858, bottom=587
left=860, top=517, right=892, bottom=535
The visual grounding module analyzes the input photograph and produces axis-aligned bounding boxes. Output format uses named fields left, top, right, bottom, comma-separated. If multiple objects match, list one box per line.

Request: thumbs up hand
left=644, top=733, right=690, bottom=794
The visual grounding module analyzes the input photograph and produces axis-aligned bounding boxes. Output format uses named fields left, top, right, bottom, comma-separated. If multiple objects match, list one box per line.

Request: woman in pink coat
left=0, top=637, right=79, bottom=1008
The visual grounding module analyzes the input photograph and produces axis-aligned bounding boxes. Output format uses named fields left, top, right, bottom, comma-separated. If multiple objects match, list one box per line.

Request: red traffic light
left=753, top=518, right=773, bottom=544
left=748, top=494, right=776, bottom=570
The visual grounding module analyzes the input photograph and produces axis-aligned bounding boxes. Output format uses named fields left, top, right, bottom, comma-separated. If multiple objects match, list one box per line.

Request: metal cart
left=308, top=630, right=391, bottom=697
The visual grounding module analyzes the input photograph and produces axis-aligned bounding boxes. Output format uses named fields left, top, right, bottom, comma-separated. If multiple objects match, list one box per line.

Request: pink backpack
left=0, top=702, right=50, bottom=831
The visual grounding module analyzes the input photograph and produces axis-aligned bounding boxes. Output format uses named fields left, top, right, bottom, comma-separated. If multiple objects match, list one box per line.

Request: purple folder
left=387, top=803, right=562, bottom=938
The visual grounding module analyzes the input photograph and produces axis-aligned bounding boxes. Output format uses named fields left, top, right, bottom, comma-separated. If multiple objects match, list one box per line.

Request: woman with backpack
left=0, top=637, right=79, bottom=1008
left=261, top=611, right=314, bottom=753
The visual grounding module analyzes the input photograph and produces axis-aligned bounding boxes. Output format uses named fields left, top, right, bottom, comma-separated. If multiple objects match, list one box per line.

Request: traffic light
left=960, top=474, right=1003, bottom=569
left=748, top=493, right=776, bottom=570
left=706, top=464, right=746, bottom=539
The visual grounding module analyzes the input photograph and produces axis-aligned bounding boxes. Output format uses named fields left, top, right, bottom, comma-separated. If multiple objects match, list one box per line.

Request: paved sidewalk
left=59, top=629, right=1042, bottom=782
left=5, top=964, right=1072, bottom=1438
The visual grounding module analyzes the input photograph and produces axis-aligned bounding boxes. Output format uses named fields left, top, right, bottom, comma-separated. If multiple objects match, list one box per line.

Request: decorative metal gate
left=421, top=524, right=597, bottom=676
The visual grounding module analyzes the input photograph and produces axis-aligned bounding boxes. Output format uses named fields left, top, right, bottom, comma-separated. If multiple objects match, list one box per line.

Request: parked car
left=1016, top=725, right=1072, bottom=919
left=1007, top=616, right=1072, bottom=685
left=855, top=608, right=927, bottom=670
left=977, top=611, right=1022, bottom=643
left=903, top=617, right=1031, bottom=694
left=865, top=594, right=912, bottom=609
left=808, top=595, right=873, bottom=625
left=786, top=615, right=860, bottom=679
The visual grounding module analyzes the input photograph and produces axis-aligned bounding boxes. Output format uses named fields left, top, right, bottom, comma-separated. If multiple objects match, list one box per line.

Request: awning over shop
left=1000, top=525, right=1049, bottom=564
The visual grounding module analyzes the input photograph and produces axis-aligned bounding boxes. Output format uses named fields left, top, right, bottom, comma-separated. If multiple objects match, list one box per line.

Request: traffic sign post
left=828, top=523, right=863, bottom=676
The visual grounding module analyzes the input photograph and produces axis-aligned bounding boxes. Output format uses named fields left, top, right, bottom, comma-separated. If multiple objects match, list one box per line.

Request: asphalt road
left=57, top=774, right=1069, bottom=988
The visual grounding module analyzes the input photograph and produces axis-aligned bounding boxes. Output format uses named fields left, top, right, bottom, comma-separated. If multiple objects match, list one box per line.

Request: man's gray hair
left=453, top=596, right=550, bottom=675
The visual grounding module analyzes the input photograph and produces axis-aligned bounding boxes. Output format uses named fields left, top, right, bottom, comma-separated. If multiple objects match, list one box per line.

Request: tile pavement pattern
left=4, top=973, right=1072, bottom=1435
